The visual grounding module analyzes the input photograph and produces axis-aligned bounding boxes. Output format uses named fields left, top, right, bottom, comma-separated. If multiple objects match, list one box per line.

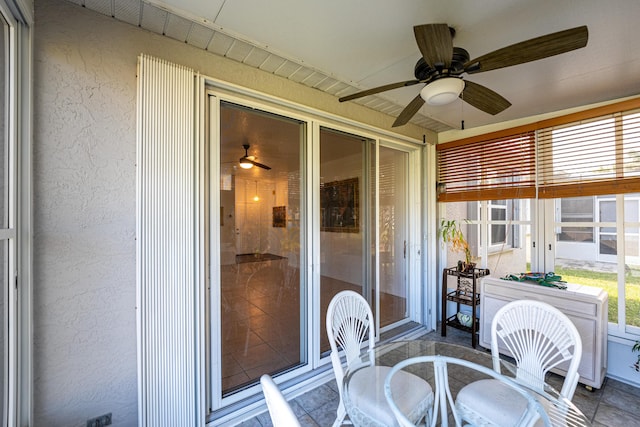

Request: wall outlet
left=87, top=412, right=112, bottom=427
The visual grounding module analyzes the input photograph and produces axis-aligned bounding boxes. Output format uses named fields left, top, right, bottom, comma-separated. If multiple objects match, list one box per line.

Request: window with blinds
left=538, top=109, right=640, bottom=198
left=437, top=99, right=640, bottom=202
left=436, top=131, right=536, bottom=202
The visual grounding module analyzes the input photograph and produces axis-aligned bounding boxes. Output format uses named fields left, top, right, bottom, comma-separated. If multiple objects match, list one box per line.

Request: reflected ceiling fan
left=239, top=144, right=271, bottom=170
left=339, top=24, right=589, bottom=127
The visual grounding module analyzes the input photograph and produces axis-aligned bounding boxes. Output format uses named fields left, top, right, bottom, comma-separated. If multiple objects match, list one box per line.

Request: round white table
left=342, top=340, right=592, bottom=427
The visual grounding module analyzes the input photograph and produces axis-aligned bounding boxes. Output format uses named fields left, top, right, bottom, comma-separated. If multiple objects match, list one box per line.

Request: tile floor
left=221, top=258, right=406, bottom=395
left=240, top=326, right=640, bottom=427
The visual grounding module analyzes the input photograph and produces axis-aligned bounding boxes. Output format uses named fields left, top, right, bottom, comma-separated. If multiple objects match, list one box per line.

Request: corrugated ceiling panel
left=301, top=72, right=329, bottom=88
left=273, top=61, right=302, bottom=79
left=324, top=81, right=350, bottom=96
left=85, top=0, right=111, bottom=16
left=315, top=77, right=341, bottom=92
left=164, top=13, right=192, bottom=42
left=141, top=3, right=167, bottom=35
left=207, top=32, right=235, bottom=56
left=382, top=104, right=405, bottom=116
left=365, top=98, right=391, bottom=110
left=243, top=48, right=271, bottom=68
left=187, top=23, right=215, bottom=50
left=114, top=0, right=141, bottom=26
left=416, top=114, right=451, bottom=131
left=225, top=39, right=255, bottom=62
left=289, top=67, right=315, bottom=84
left=259, top=55, right=288, bottom=73
left=359, top=97, right=384, bottom=109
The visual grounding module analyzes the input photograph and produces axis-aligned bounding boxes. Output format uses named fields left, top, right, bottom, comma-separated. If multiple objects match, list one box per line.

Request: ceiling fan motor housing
left=414, top=47, right=470, bottom=81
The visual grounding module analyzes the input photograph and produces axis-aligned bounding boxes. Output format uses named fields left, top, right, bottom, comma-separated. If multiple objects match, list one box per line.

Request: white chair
left=385, top=355, right=548, bottom=427
left=326, top=290, right=434, bottom=427
left=455, top=299, right=582, bottom=426
left=260, top=374, right=301, bottom=427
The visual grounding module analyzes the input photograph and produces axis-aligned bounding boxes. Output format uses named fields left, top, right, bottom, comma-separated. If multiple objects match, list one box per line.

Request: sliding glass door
left=218, top=101, right=305, bottom=396
left=209, top=96, right=420, bottom=417
left=318, top=129, right=411, bottom=353
left=378, top=146, right=409, bottom=328
left=318, top=128, right=370, bottom=353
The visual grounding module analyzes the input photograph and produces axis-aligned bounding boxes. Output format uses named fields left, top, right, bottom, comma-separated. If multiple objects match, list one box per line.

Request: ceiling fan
left=339, top=24, right=589, bottom=127
left=239, top=144, right=271, bottom=170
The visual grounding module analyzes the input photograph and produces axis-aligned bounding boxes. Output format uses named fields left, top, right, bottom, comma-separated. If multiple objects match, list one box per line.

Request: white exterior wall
left=34, top=1, right=139, bottom=425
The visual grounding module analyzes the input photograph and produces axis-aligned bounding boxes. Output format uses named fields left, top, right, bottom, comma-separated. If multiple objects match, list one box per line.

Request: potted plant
left=633, top=340, right=640, bottom=372
left=439, top=219, right=475, bottom=272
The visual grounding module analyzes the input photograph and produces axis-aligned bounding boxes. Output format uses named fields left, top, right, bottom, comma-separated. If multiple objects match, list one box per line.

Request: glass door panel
left=319, top=128, right=368, bottom=353
left=218, top=102, right=305, bottom=396
left=378, top=146, right=408, bottom=327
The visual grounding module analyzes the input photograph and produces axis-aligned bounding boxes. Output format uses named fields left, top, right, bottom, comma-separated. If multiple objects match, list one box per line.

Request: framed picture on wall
left=320, top=177, right=359, bottom=233
left=273, top=206, right=286, bottom=227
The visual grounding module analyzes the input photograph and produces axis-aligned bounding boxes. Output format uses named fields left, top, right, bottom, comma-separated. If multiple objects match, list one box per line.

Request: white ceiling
left=74, top=0, right=640, bottom=134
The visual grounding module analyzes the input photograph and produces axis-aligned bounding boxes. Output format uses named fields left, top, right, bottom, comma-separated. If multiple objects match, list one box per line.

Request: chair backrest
left=490, top=299, right=583, bottom=399
left=385, top=355, right=547, bottom=427
left=260, top=374, right=301, bottom=427
left=325, top=290, right=375, bottom=399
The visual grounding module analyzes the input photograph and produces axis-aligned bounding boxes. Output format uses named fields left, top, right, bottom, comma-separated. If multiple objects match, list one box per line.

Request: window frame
left=439, top=97, right=640, bottom=342
left=0, top=0, right=32, bottom=425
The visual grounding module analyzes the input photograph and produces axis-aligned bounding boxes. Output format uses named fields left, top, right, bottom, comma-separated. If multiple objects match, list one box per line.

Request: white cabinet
left=479, top=277, right=608, bottom=389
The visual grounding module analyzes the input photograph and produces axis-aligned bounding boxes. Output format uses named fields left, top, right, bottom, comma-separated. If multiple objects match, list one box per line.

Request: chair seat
left=347, top=365, right=433, bottom=427
left=456, top=378, right=533, bottom=426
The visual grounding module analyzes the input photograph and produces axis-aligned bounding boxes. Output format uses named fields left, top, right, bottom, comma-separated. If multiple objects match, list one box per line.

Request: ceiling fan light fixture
left=419, top=77, right=465, bottom=106
left=239, top=158, right=253, bottom=169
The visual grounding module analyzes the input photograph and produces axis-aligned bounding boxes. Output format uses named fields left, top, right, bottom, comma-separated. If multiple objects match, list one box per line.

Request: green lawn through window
left=553, top=266, right=640, bottom=327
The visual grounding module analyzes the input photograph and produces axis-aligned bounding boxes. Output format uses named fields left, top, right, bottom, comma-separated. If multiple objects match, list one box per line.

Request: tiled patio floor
left=240, top=326, right=640, bottom=427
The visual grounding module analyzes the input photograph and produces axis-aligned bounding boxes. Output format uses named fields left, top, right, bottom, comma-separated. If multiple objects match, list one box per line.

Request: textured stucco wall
left=33, top=1, right=139, bottom=425
left=33, top=0, right=433, bottom=425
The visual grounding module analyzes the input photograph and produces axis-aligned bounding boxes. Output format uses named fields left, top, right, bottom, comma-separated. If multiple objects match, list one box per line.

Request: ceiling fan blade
left=464, top=25, right=588, bottom=74
left=392, top=94, right=425, bottom=127
left=339, top=80, right=421, bottom=102
left=414, top=24, right=453, bottom=69
left=460, top=80, right=511, bottom=115
left=249, top=159, right=271, bottom=170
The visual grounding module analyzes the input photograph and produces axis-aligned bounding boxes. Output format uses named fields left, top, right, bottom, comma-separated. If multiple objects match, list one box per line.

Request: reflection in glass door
left=318, top=128, right=411, bottom=353
left=318, top=128, right=368, bottom=353
left=378, top=146, right=408, bottom=327
left=217, top=101, right=305, bottom=396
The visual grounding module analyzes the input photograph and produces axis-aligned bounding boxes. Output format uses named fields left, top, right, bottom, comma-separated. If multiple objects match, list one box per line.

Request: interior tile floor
left=221, top=257, right=406, bottom=395
left=239, top=326, right=640, bottom=427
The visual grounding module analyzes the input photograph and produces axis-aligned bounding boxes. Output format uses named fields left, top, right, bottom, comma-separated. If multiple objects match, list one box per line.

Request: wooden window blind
left=538, top=108, right=640, bottom=198
left=436, top=131, right=536, bottom=202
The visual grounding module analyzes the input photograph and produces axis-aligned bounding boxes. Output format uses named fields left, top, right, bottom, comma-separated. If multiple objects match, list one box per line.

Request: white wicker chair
left=455, top=299, right=582, bottom=426
left=260, top=374, right=301, bottom=427
left=385, top=355, right=548, bottom=427
left=326, top=290, right=434, bottom=427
